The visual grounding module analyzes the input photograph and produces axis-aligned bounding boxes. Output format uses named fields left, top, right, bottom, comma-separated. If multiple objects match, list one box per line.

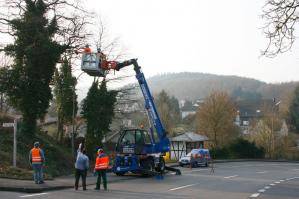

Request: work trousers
left=75, top=169, right=87, bottom=190
left=32, top=164, right=43, bottom=183
left=96, top=170, right=107, bottom=190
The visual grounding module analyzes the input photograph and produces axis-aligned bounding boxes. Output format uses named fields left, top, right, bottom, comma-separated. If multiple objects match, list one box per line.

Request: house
left=169, top=132, right=209, bottom=160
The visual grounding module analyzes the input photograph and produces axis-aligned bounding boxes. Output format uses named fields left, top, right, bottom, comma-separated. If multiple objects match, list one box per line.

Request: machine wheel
left=141, top=158, right=155, bottom=176
left=156, top=157, right=165, bottom=173
left=115, top=172, right=126, bottom=176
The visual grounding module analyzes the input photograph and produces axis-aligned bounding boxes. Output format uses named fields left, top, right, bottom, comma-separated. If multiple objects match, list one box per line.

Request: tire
left=156, top=157, right=165, bottom=173
left=115, top=172, right=125, bottom=176
left=141, top=159, right=154, bottom=171
left=141, top=158, right=155, bottom=177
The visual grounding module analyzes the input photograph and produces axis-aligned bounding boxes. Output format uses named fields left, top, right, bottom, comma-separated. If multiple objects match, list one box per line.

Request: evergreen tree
left=289, top=86, right=299, bottom=133
left=2, top=0, right=65, bottom=136
left=81, top=80, right=117, bottom=158
left=53, top=58, right=77, bottom=141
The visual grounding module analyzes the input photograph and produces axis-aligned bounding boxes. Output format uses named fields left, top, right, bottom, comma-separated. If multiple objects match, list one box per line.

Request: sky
left=78, top=0, right=299, bottom=84
left=2, top=0, right=299, bottom=100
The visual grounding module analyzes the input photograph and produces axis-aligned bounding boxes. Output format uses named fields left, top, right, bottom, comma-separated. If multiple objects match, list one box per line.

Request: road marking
left=275, top=181, right=280, bottom=184
left=279, top=180, right=285, bottom=182
left=258, top=189, right=265, bottom=193
left=169, top=183, right=198, bottom=191
left=292, top=169, right=299, bottom=171
left=264, top=186, right=270, bottom=189
left=224, top=175, right=238, bottom=179
left=20, top=193, right=49, bottom=198
left=256, top=171, right=268, bottom=174
left=270, top=183, right=275, bottom=186
left=191, top=169, right=209, bottom=172
left=250, top=193, right=260, bottom=198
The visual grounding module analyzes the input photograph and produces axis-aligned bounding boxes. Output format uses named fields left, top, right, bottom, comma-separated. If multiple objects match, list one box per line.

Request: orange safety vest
left=94, top=155, right=109, bottom=170
left=84, top=47, right=91, bottom=53
left=31, top=148, right=42, bottom=163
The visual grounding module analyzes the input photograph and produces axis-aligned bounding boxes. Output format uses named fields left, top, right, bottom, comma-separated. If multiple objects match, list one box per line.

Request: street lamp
left=71, top=72, right=84, bottom=160
left=271, top=100, right=281, bottom=158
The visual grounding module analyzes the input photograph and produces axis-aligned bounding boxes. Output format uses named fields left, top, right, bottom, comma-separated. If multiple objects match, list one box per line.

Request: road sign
left=2, top=123, right=14, bottom=127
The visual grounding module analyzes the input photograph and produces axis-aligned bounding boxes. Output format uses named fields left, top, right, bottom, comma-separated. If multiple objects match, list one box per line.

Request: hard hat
left=97, top=148, right=104, bottom=154
left=34, top=141, right=40, bottom=147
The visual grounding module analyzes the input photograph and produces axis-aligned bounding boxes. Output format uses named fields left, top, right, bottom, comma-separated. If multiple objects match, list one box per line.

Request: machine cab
left=81, top=53, right=105, bottom=77
left=116, top=129, right=153, bottom=155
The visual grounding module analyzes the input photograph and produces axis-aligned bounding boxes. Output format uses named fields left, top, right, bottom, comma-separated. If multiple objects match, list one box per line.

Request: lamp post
left=71, top=72, right=84, bottom=160
left=271, top=100, right=281, bottom=158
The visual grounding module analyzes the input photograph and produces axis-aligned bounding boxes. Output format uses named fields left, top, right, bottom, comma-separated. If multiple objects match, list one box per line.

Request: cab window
left=135, top=130, right=144, bottom=145
left=143, top=131, right=152, bottom=144
left=121, top=130, right=135, bottom=145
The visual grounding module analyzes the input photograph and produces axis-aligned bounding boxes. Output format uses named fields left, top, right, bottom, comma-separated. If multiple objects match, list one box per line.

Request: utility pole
left=71, top=72, right=84, bottom=160
left=271, top=100, right=281, bottom=159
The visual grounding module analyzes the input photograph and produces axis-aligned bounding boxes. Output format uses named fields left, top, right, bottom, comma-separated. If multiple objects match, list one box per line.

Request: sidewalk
left=0, top=173, right=136, bottom=193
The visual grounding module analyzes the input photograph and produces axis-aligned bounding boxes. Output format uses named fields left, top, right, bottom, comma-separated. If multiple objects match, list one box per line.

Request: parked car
left=179, top=149, right=210, bottom=167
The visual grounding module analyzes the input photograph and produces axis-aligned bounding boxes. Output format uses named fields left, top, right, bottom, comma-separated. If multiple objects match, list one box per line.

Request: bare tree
left=0, top=0, right=92, bottom=57
left=262, top=0, right=299, bottom=57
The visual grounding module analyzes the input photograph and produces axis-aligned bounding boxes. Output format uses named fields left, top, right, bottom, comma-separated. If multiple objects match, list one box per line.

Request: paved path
left=0, top=161, right=299, bottom=199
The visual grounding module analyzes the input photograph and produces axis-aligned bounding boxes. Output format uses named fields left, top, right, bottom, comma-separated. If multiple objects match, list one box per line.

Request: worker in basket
left=97, top=48, right=118, bottom=71
left=75, top=44, right=91, bottom=54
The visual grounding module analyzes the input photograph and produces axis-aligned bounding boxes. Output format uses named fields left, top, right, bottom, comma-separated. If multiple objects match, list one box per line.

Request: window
left=121, top=130, right=135, bottom=145
left=135, top=130, right=144, bottom=145
left=143, top=131, right=152, bottom=144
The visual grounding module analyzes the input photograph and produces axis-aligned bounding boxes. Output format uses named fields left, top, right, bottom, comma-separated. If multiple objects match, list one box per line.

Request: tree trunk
left=57, top=114, right=64, bottom=142
left=21, top=114, right=37, bottom=137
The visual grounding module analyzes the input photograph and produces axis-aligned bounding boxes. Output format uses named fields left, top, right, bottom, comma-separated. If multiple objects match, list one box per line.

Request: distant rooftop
left=170, top=132, right=209, bottom=142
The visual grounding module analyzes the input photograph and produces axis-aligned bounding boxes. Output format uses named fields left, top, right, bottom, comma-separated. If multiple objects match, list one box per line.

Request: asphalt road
left=1, top=161, right=299, bottom=199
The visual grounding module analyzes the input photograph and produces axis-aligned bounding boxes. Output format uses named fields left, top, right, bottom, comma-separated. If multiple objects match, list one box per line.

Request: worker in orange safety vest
left=94, top=148, right=109, bottom=190
left=29, top=141, right=45, bottom=184
left=75, top=44, right=91, bottom=54
left=97, top=48, right=118, bottom=71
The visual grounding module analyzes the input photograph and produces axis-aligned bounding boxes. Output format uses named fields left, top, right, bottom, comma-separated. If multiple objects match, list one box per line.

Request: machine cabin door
left=117, top=129, right=152, bottom=155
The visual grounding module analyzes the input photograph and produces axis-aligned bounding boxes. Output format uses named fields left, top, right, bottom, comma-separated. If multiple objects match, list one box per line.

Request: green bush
left=210, top=138, right=265, bottom=159
left=229, top=138, right=265, bottom=159
left=210, top=147, right=232, bottom=159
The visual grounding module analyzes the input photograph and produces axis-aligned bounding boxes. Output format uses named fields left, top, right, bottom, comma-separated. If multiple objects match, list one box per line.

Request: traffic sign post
left=13, top=119, right=17, bottom=167
left=3, top=123, right=14, bottom=127
left=2, top=120, right=17, bottom=167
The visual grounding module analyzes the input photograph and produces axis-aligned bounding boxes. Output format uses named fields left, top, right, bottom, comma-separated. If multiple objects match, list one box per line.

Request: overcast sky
left=80, top=0, right=299, bottom=84
left=2, top=0, right=299, bottom=100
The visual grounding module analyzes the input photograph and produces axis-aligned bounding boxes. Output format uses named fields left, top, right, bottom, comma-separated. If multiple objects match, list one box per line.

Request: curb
left=0, top=176, right=136, bottom=193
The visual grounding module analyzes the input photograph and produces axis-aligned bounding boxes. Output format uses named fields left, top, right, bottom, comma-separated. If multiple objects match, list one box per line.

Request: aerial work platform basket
left=81, top=53, right=105, bottom=77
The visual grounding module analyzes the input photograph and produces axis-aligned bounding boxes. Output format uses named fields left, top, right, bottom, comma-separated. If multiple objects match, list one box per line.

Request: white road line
left=224, top=175, right=238, bottom=179
left=169, top=183, right=198, bottom=191
left=275, top=181, right=280, bottom=184
left=264, top=186, right=270, bottom=189
left=279, top=180, right=285, bottom=182
left=191, top=169, right=209, bottom=172
left=256, top=171, right=268, bottom=174
left=258, top=189, right=265, bottom=193
left=20, top=193, right=49, bottom=198
left=250, top=193, right=260, bottom=198
left=270, top=183, right=275, bottom=186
